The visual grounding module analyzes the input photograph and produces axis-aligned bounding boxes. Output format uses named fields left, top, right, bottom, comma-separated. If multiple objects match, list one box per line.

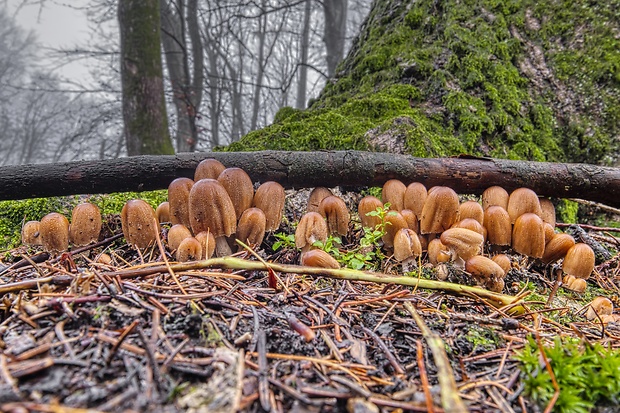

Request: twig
left=362, top=326, right=405, bottom=375
left=417, top=339, right=435, bottom=413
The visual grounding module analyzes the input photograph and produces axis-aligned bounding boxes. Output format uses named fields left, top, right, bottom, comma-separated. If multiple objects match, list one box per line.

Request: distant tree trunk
left=119, top=0, right=174, bottom=156
left=323, top=0, right=348, bottom=77
left=251, top=0, right=267, bottom=130
left=296, top=0, right=312, bottom=109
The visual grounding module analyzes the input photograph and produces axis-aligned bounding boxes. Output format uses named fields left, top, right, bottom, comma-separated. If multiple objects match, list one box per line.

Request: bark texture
left=119, top=0, right=174, bottom=156
left=1, top=151, right=619, bottom=207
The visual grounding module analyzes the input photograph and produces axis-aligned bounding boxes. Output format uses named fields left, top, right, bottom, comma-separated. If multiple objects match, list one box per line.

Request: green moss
left=556, top=199, right=579, bottom=224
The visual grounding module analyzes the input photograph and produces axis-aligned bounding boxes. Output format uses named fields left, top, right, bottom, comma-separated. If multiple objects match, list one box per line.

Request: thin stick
left=417, top=339, right=435, bottom=413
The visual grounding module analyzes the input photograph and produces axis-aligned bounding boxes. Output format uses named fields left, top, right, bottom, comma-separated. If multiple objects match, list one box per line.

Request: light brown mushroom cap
left=382, top=211, right=409, bottom=248
left=539, top=198, right=556, bottom=227
left=176, top=237, right=203, bottom=262
left=382, top=179, right=406, bottom=211
left=482, top=186, right=509, bottom=211
left=295, top=212, right=328, bottom=251
left=236, top=207, right=267, bottom=247
left=507, top=188, right=542, bottom=224
left=307, top=187, right=333, bottom=213
left=452, top=218, right=487, bottom=243
left=400, top=209, right=419, bottom=234
left=512, top=213, right=545, bottom=258
left=167, top=224, right=193, bottom=252
left=420, top=186, right=459, bottom=234
left=156, top=202, right=170, bottom=223
left=22, top=221, right=42, bottom=246
left=69, top=202, right=102, bottom=246
left=465, top=255, right=506, bottom=292
left=301, top=249, right=340, bottom=269
left=541, top=233, right=575, bottom=264
left=427, top=238, right=450, bottom=265
left=492, top=254, right=512, bottom=275
left=168, top=177, right=194, bottom=228
left=121, top=200, right=159, bottom=250
left=253, top=181, right=285, bottom=231
left=458, top=201, right=484, bottom=224
left=563, top=275, right=587, bottom=293
left=439, top=227, right=484, bottom=261
left=544, top=223, right=556, bottom=244
left=318, top=195, right=350, bottom=236
left=217, top=167, right=254, bottom=220
left=40, top=213, right=70, bottom=252
left=585, top=297, right=613, bottom=321
left=195, top=231, right=216, bottom=259
left=358, top=196, right=383, bottom=229
left=483, top=206, right=511, bottom=247
left=393, top=228, right=422, bottom=262
left=189, top=179, right=237, bottom=237
left=562, top=243, right=595, bottom=280
left=403, top=182, right=427, bottom=217
left=194, top=158, right=226, bottom=181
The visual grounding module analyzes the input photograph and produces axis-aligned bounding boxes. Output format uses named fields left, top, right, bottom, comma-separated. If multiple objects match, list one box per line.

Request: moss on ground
left=225, top=0, right=620, bottom=165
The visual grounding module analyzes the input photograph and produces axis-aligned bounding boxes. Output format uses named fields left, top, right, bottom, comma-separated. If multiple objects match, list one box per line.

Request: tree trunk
left=1, top=151, right=618, bottom=207
left=323, top=0, right=348, bottom=77
left=296, top=0, right=312, bottom=109
left=251, top=0, right=267, bottom=130
left=119, top=0, right=174, bottom=156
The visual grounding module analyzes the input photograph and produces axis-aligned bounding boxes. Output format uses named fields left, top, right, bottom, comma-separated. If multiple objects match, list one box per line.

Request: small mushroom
left=300, top=249, right=340, bottom=269
left=69, top=202, right=102, bottom=246
left=544, top=223, right=556, bottom=244
left=217, top=167, right=254, bottom=220
left=483, top=206, right=511, bottom=248
left=585, top=297, right=613, bottom=321
left=382, top=179, right=406, bottom=211
left=400, top=209, right=419, bottom=234
left=382, top=210, right=409, bottom=249
left=393, top=228, right=422, bottom=271
left=295, top=212, right=328, bottom=253
left=439, top=227, right=484, bottom=263
left=458, top=200, right=484, bottom=224
left=541, top=233, right=575, bottom=264
left=253, top=181, right=285, bottom=231
left=427, top=238, right=450, bottom=265
left=195, top=231, right=216, bottom=259
left=176, top=237, right=203, bottom=262
left=420, top=186, right=459, bottom=235
left=358, top=196, right=383, bottom=229
left=40, top=213, right=70, bottom=252
left=465, top=255, right=506, bottom=292
left=562, top=243, right=595, bottom=280
left=563, top=274, right=587, bottom=293
left=167, top=224, right=192, bottom=252
left=318, top=195, right=350, bottom=236
left=21, top=221, right=42, bottom=246
left=168, top=177, right=194, bottom=228
left=194, top=158, right=226, bottom=181
left=403, top=182, right=427, bottom=217
left=307, top=187, right=333, bottom=213
left=452, top=218, right=487, bottom=243
left=156, top=202, right=171, bottom=223
left=512, top=213, right=545, bottom=259
left=482, top=186, right=509, bottom=211
left=507, top=188, right=542, bottom=224
left=236, top=207, right=266, bottom=248
left=491, top=254, right=512, bottom=276
left=539, top=198, right=556, bottom=227
left=121, top=200, right=159, bottom=250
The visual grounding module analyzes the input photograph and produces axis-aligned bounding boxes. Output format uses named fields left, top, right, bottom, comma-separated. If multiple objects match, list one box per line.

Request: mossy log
left=1, top=151, right=618, bottom=206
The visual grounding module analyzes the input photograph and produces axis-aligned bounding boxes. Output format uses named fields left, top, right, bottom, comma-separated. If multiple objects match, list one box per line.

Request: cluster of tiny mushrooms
left=20, top=158, right=617, bottom=323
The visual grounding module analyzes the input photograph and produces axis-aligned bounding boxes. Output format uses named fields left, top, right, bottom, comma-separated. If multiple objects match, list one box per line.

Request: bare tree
left=323, top=0, right=348, bottom=77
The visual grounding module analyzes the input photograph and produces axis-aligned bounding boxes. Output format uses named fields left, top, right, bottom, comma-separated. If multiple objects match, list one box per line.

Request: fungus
left=541, top=233, right=575, bottom=264
left=236, top=207, right=267, bottom=248
left=358, top=195, right=383, bottom=229
left=585, top=297, right=613, bottom=321
left=420, top=186, right=459, bottom=234
left=295, top=212, right=328, bottom=253
left=483, top=206, right=511, bottom=248
left=563, top=275, right=587, bottom=293
left=253, top=181, right=285, bottom=231
left=300, top=249, right=340, bottom=269
left=544, top=223, right=556, bottom=244
left=21, top=221, right=41, bottom=246
left=400, top=209, right=419, bottom=234
left=156, top=202, right=170, bottom=223
left=382, top=179, right=406, bottom=211
left=217, top=167, right=254, bottom=220
left=452, top=218, right=486, bottom=242
left=539, top=198, right=556, bottom=227
left=492, top=254, right=512, bottom=276
left=195, top=231, right=216, bottom=259
left=427, top=238, right=450, bottom=265
left=176, top=237, right=203, bottom=262
left=69, top=202, right=102, bottom=246
left=507, top=188, right=542, bottom=223
left=189, top=179, right=237, bottom=257
left=482, top=186, right=509, bottom=210
left=318, top=195, right=350, bottom=236
left=512, top=213, right=545, bottom=259
left=458, top=200, right=484, bottom=224
left=382, top=210, right=409, bottom=249
left=168, top=177, right=194, bottom=228
left=439, top=228, right=484, bottom=263
left=167, top=224, right=192, bottom=252
left=465, top=255, right=506, bottom=292
left=40, top=213, right=70, bottom=252
left=121, top=200, right=159, bottom=250
left=194, top=158, right=226, bottom=181
left=403, top=182, right=427, bottom=217
left=562, top=243, right=595, bottom=280
left=307, top=187, right=333, bottom=213
left=393, top=228, right=422, bottom=271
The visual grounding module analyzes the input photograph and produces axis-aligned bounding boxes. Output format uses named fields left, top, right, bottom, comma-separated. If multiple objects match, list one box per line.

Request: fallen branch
left=1, top=151, right=618, bottom=207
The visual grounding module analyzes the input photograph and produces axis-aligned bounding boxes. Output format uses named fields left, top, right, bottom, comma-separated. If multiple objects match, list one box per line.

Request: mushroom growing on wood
left=439, top=227, right=484, bottom=263
left=167, top=224, right=192, bottom=252
left=121, top=200, right=159, bottom=250
left=217, top=167, right=254, bottom=220
left=562, top=243, right=595, bottom=280
left=295, top=212, right=328, bottom=253
left=358, top=195, right=383, bottom=229
left=393, top=228, right=422, bottom=271
left=194, top=158, right=226, bottom=181
left=236, top=207, right=267, bottom=248
left=307, top=187, right=333, bottom=213
left=382, top=179, right=406, bottom=211
left=40, top=213, right=70, bottom=252
left=253, top=181, right=285, bottom=231
left=482, top=186, right=509, bottom=210
left=176, top=237, right=203, bottom=262
left=404, top=182, right=427, bottom=217
left=319, top=195, right=350, bottom=236
left=21, top=221, right=41, bottom=246
left=507, top=188, right=542, bottom=223
left=156, top=202, right=170, bottom=223
left=512, top=213, right=545, bottom=259
left=301, top=249, right=340, bottom=269
left=69, top=202, right=102, bottom=246
left=189, top=179, right=237, bottom=257
left=420, top=186, right=459, bottom=235
left=168, top=177, right=194, bottom=228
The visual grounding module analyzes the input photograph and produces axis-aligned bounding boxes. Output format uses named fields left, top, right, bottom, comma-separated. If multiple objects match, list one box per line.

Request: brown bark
left=1, top=151, right=619, bottom=206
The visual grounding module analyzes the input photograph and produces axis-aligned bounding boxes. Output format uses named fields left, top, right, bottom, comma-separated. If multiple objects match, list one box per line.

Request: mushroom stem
left=215, top=236, right=233, bottom=257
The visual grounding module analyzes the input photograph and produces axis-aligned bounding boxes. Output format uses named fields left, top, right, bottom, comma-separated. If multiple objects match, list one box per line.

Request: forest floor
left=0, top=189, right=619, bottom=413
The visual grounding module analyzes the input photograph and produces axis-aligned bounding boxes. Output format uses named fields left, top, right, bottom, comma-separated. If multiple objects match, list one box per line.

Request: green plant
left=272, top=232, right=296, bottom=251
left=516, top=336, right=620, bottom=412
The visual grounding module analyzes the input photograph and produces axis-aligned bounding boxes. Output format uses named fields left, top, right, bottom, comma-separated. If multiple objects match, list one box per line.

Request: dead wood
left=0, top=151, right=618, bottom=207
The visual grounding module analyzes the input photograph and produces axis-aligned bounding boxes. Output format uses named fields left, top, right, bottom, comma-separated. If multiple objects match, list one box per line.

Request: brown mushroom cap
left=253, top=181, right=285, bottom=231
left=300, top=249, right=340, bottom=269
left=539, top=198, right=556, bottom=227
left=512, top=213, right=545, bottom=258
left=121, top=200, right=159, bottom=250
left=217, top=167, right=254, bottom=220
left=420, top=186, right=459, bottom=234
left=318, top=195, right=350, bottom=236
left=176, top=237, right=203, bottom=262
left=465, top=255, right=506, bottom=292
left=404, top=182, right=427, bottom=217
left=452, top=218, right=487, bottom=243
left=458, top=201, right=484, bottom=224
left=482, top=186, right=509, bottom=211
left=295, top=212, right=328, bottom=251
left=382, top=179, right=406, bottom=211
left=167, top=224, right=193, bottom=252
left=236, top=207, right=267, bottom=247
left=439, top=227, right=484, bottom=261
left=194, top=158, right=226, bottom=181
left=69, top=202, right=102, bottom=246
left=40, top=213, right=70, bottom=252
left=195, top=231, right=216, bottom=259
left=400, top=209, right=419, bottom=234
left=544, top=223, right=556, bottom=244
left=562, top=243, right=595, bottom=280
left=507, top=188, right=542, bottom=224
left=22, top=221, right=42, bottom=246
left=307, top=187, right=333, bottom=213
left=427, top=238, right=450, bottom=265
left=492, top=254, right=512, bottom=275
left=483, top=206, right=512, bottom=247
left=156, top=202, right=170, bottom=223
left=358, top=196, right=383, bottom=229
left=393, top=228, right=422, bottom=262
left=382, top=211, right=409, bottom=249
left=168, top=177, right=194, bottom=228
left=541, top=233, right=575, bottom=264
left=563, top=275, right=587, bottom=293
left=585, top=297, right=613, bottom=321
